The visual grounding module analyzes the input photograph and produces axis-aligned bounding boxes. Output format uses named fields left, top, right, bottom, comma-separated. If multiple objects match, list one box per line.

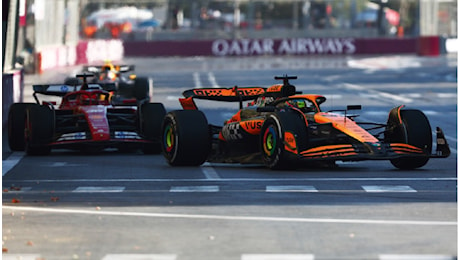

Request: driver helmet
left=288, top=99, right=306, bottom=109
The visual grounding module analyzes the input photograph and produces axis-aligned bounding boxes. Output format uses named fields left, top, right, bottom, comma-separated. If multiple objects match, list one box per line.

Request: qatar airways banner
left=124, top=38, right=416, bottom=57
left=212, top=38, right=356, bottom=56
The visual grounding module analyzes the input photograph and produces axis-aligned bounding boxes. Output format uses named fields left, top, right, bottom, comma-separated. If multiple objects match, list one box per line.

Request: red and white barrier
left=36, top=39, right=123, bottom=73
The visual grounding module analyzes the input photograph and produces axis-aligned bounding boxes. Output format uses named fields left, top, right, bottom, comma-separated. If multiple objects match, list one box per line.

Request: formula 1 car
left=8, top=74, right=166, bottom=155
left=69, top=61, right=150, bottom=104
left=161, top=75, right=450, bottom=170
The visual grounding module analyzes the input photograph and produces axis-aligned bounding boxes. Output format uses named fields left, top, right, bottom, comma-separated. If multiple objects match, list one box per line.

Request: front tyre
left=8, top=103, right=35, bottom=151
left=261, top=115, right=288, bottom=169
left=386, top=108, right=432, bottom=169
left=260, top=112, right=308, bottom=170
left=162, top=110, right=210, bottom=166
left=25, top=105, right=54, bottom=155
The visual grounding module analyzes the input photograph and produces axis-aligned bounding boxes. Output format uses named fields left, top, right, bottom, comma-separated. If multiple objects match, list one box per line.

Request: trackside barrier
left=2, top=70, right=24, bottom=128
left=36, top=39, right=123, bottom=73
left=123, top=36, right=456, bottom=57
left=417, top=36, right=440, bottom=56
left=123, top=37, right=418, bottom=57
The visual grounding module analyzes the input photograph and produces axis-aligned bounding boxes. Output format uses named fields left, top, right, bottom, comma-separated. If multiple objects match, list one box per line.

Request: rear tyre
left=162, top=110, right=210, bottom=166
left=8, top=103, right=35, bottom=151
left=140, top=103, right=166, bottom=154
left=260, top=112, right=308, bottom=170
left=25, top=105, right=54, bottom=155
left=386, top=109, right=432, bottom=169
left=133, top=77, right=150, bottom=101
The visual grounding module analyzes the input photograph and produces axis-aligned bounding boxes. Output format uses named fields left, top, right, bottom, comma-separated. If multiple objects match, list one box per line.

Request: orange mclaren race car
left=8, top=74, right=165, bottom=155
left=161, top=75, right=450, bottom=169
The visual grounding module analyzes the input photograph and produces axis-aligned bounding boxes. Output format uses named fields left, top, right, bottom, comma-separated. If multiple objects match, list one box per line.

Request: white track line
left=2, top=206, right=456, bottom=226
left=208, top=72, right=220, bottom=88
left=5, top=177, right=455, bottom=183
left=201, top=163, right=221, bottom=179
left=362, top=185, right=417, bottom=193
left=72, top=186, right=125, bottom=193
left=193, top=72, right=202, bottom=88
left=379, top=255, right=455, bottom=260
left=266, top=186, right=318, bottom=192
left=343, top=83, right=413, bottom=103
left=170, top=185, right=219, bottom=192
left=2, top=152, right=25, bottom=176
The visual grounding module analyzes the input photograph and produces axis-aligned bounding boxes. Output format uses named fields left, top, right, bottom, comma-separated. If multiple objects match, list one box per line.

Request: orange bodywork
left=301, top=144, right=357, bottom=159
left=284, top=131, right=297, bottom=153
left=240, top=119, right=264, bottom=135
left=179, top=97, right=198, bottom=110
left=267, top=85, right=283, bottom=92
left=192, top=87, right=265, bottom=98
left=314, top=112, right=379, bottom=143
left=390, top=143, right=424, bottom=154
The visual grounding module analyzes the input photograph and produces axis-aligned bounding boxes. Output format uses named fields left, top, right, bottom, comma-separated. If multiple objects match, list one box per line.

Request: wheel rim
left=263, top=126, right=276, bottom=156
left=164, top=124, right=175, bottom=152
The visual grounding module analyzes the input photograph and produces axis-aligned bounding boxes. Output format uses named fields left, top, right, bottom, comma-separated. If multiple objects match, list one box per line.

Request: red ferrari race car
left=162, top=75, right=450, bottom=169
left=8, top=74, right=166, bottom=155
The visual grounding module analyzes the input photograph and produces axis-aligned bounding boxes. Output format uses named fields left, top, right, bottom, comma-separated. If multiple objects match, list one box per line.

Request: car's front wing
left=295, top=126, right=450, bottom=162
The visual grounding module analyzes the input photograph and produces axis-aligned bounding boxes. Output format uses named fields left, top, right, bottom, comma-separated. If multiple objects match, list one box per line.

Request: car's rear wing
left=33, top=83, right=116, bottom=95
left=180, top=86, right=266, bottom=110
left=84, top=65, right=134, bottom=73
left=32, top=83, right=116, bottom=103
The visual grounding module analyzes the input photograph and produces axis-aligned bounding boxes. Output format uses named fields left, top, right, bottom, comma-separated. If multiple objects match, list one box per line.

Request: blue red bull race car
left=161, top=75, right=450, bottom=169
left=71, top=61, right=151, bottom=104
left=8, top=74, right=165, bottom=155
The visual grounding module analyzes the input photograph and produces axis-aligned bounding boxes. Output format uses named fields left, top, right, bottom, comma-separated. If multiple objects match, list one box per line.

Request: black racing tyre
left=387, top=109, right=432, bottom=169
left=260, top=111, right=308, bottom=170
left=117, top=82, right=133, bottom=98
left=25, top=105, right=54, bottom=155
left=140, top=103, right=166, bottom=154
left=133, top=77, right=150, bottom=101
left=162, top=110, right=210, bottom=166
left=8, top=103, right=35, bottom=151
